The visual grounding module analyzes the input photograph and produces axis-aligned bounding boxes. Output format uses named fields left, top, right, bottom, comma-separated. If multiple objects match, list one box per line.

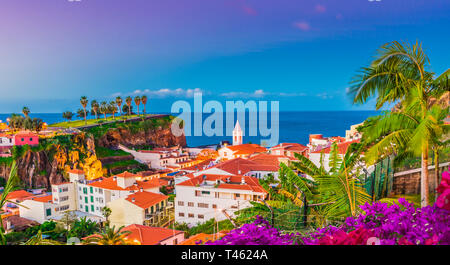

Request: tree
left=141, top=95, right=148, bottom=115
left=91, top=100, right=99, bottom=120
left=125, top=96, right=132, bottom=117
left=116, top=96, right=123, bottom=116
left=32, top=118, right=44, bottom=133
left=0, top=162, right=22, bottom=245
left=68, top=217, right=100, bottom=239
left=100, top=101, right=108, bottom=120
left=62, top=111, right=74, bottom=123
left=101, top=207, right=112, bottom=227
left=22, top=107, right=30, bottom=118
left=76, top=108, right=85, bottom=119
left=21, top=230, right=62, bottom=245
left=83, top=225, right=131, bottom=245
left=134, top=96, right=141, bottom=116
left=80, top=96, right=88, bottom=125
left=108, top=101, right=117, bottom=120
left=349, top=41, right=450, bottom=206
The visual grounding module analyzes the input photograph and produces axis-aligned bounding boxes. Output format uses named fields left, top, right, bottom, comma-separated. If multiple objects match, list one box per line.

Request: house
left=14, top=131, right=39, bottom=146
left=2, top=190, right=34, bottom=216
left=307, top=134, right=346, bottom=153
left=175, top=174, right=267, bottom=225
left=2, top=215, right=39, bottom=233
left=121, top=224, right=185, bottom=245
left=0, top=134, right=14, bottom=147
left=19, top=195, right=58, bottom=224
left=309, top=139, right=360, bottom=172
left=195, top=157, right=279, bottom=179
left=269, top=143, right=308, bottom=158
left=108, top=191, right=172, bottom=228
left=345, top=122, right=363, bottom=141
left=218, top=144, right=267, bottom=160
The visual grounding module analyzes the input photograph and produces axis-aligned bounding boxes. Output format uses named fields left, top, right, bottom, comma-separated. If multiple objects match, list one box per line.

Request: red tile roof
left=123, top=224, right=184, bottom=245
left=224, top=144, right=267, bottom=155
left=311, top=139, right=360, bottom=154
left=182, top=159, right=214, bottom=171
left=270, top=143, right=308, bottom=152
left=115, top=171, right=139, bottom=178
left=6, top=190, right=34, bottom=201
left=213, top=158, right=278, bottom=175
left=125, top=191, right=168, bottom=209
left=88, top=176, right=160, bottom=191
left=177, top=174, right=267, bottom=194
left=29, top=195, right=53, bottom=203
left=67, top=169, right=85, bottom=175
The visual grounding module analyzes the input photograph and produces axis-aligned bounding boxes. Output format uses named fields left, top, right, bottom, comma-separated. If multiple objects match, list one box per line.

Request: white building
left=175, top=174, right=267, bottom=225
left=232, top=120, right=243, bottom=146
left=309, top=139, right=360, bottom=172
left=19, top=195, right=58, bottom=224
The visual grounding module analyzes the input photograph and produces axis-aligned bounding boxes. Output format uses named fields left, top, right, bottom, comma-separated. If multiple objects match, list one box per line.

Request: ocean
left=0, top=111, right=380, bottom=147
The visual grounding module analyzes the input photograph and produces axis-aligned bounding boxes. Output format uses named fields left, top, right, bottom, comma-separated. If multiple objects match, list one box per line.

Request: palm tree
left=134, top=96, right=141, bottom=116
left=141, top=95, right=148, bottom=115
left=349, top=40, right=450, bottom=207
left=125, top=96, right=132, bottom=117
left=109, top=101, right=117, bottom=120
left=21, top=230, right=62, bottom=245
left=115, top=96, right=123, bottom=117
left=280, top=142, right=371, bottom=220
left=101, top=207, right=112, bottom=227
left=22, top=107, right=30, bottom=118
left=80, top=96, right=88, bottom=124
left=83, top=226, right=131, bottom=245
left=100, top=101, right=108, bottom=120
left=62, top=111, right=74, bottom=123
left=0, top=162, right=24, bottom=245
left=91, top=100, right=99, bottom=120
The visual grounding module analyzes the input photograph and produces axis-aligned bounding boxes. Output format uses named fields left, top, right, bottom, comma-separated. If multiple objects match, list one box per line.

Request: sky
left=0, top=0, right=449, bottom=113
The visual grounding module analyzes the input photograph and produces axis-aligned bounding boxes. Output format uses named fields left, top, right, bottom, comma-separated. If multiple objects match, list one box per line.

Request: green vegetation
left=172, top=219, right=235, bottom=238
left=95, top=146, right=130, bottom=158
left=7, top=113, right=44, bottom=132
left=349, top=40, right=449, bottom=207
left=103, top=159, right=141, bottom=169
left=0, top=157, right=13, bottom=167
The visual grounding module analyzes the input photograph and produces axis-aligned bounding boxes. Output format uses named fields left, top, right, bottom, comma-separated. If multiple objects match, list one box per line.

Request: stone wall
left=392, top=163, right=449, bottom=195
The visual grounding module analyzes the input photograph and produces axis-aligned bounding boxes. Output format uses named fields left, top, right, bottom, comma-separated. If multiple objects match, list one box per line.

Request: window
left=173, top=238, right=178, bottom=245
left=90, top=187, right=93, bottom=193
left=212, top=204, right=217, bottom=209
left=98, top=188, right=103, bottom=194
left=188, top=213, right=194, bottom=218
left=178, top=212, right=185, bottom=217
left=60, top=205, right=69, bottom=211
left=85, top=206, right=89, bottom=212
left=178, top=201, right=184, bottom=206
left=90, top=196, right=94, bottom=203
left=188, top=202, right=194, bottom=207
left=45, top=208, right=51, bottom=216
left=29, top=138, right=33, bottom=141
left=201, top=191, right=210, bottom=195
left=198, top=214, right=204, bottom=219
left=83, top=187, right=87, bottom=194
left=91, top=205, right=94, bottom=212
left=84, top=197, right=88, bottom=203
left=198, top=203, right=208, bottom=208
left=235, top=193, right=240, bottom=198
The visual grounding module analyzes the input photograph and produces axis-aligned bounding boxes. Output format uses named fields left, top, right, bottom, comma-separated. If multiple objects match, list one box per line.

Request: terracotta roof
left=180, top=231, right=228, bottom=245
left=67, top=169, right=85, bottom=175
left=6, top=190, right=34, bottom=201
left=125, top=191, right=168, bottom=209
left=270, top=143, right=308, bottom=152
left=123, top=224, right=184, bottom=245
left=177, top=174, right=267, bottom=194
left=29, top=195, right=53, bottom=203
left=223, top=144, right=267, bottom=155
left=88, top=177, right=160, bottom=191
left=115, top=171, right=139, bottom=178
left=182, top=159, right=214, bottom=171
left=2, top=215, right=39, bottom=231
left=311, top=139, right=360, bottom=154
left=213, top=158, right=278, bottom=175
left=15, top=131, right=38, bottom=137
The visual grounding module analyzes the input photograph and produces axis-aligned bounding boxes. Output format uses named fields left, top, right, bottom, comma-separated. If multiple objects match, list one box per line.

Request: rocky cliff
left=97, top=126, right=186, bottom=149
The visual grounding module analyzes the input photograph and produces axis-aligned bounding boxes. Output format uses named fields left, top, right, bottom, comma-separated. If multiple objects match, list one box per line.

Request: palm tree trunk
left=434, top=147, right=440, bottom=202
left=83, top=108, right=87, bottom=125
left=421, top=144, right=430, bottom=207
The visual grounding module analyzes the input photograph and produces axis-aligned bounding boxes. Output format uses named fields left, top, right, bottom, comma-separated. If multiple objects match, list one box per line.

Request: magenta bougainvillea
left=207, top=170, right=450, bottom=245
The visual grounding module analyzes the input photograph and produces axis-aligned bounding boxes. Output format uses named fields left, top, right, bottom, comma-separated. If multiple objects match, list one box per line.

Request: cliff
left=97, top=126, right=186, bottom=149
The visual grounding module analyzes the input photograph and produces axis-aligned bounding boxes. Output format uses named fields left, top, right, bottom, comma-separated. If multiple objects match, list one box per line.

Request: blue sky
left=0, top=0, right=449, bottom=113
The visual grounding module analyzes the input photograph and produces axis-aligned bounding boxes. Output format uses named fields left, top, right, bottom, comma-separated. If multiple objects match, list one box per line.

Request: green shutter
left=85, top=197, right=88, bottom=203
left=91, top=205, right=94, bottom=212
left=46, top=208, right=51, bottom=216
left=90, top=187, right=93, bottom=193
left=85, top=206, right=89, bottom=212
left=91, top=196, right=94, bottom=203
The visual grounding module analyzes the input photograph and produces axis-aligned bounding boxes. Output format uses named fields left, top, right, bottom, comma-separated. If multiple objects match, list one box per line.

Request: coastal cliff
left=0, top=116, right=186, bottom=189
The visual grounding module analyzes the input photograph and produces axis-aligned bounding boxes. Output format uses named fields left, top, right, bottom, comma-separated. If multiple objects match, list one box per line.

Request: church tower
left=233, top=120, right=243, bottom=146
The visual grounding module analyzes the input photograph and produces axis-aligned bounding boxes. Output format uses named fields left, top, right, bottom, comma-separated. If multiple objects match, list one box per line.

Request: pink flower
left=436, top=171, right=450, bottom=211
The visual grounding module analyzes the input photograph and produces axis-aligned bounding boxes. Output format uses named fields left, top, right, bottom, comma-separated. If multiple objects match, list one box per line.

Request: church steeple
left=232, top=120, right=243, bottom=146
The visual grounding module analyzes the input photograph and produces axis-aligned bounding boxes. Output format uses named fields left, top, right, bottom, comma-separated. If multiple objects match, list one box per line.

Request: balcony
left=144, top=204, right=174, bottom=227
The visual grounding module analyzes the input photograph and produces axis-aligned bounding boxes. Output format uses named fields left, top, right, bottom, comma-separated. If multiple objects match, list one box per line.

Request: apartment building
left=175, top=174, right=267, bottom=225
